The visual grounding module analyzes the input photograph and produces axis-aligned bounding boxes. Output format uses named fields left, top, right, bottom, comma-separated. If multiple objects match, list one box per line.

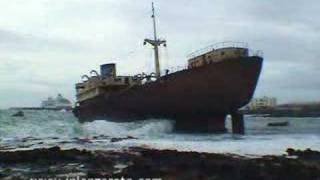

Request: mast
left=144, top=2, right=166, bottom=78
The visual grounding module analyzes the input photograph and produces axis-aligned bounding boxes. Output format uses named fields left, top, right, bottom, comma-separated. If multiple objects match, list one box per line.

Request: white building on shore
left=247, top=96, right=277, bottom=110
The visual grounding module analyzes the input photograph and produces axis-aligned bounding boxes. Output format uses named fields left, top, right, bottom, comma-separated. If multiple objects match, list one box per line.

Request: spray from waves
left=0, top=110, right=84, bottom=140
left=0, top=110, right=174, bottom=140
left=82, top=119, right=174, bottom=138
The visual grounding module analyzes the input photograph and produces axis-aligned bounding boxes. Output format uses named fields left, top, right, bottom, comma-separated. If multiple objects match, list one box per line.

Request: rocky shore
left=0, top=147, right=320, bottom=180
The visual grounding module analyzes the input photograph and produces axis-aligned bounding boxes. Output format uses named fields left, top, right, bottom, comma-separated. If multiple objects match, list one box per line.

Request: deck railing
left=161, top=65, right=188, bottom=76
left=187, top=41, right=263, bottom=59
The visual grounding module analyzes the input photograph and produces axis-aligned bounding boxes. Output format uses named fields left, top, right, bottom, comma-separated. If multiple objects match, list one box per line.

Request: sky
left=0, top=0, right=319, bottom=108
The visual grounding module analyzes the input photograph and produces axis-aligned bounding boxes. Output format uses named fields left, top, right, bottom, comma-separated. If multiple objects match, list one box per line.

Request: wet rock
left=58, top=141, right=71, bottom=144
left=117, top=148, right=320, bottom=180
left=110, top=136, right=138, bottom=143
left=0, top=147, right=119, bottom=178
left=76, top=138, right=92, bottom=144
left=12, top=111, right=24, bottom=117
left=0, top=146, right=91, bottom=164
left=92, top=135, right=110, bottom=140
left=286, top=148, right=320, bottom=160
left=0, top=147, right=320, bottom=179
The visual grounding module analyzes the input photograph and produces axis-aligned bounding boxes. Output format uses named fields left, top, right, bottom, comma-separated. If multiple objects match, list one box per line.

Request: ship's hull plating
left=74, top=56, right=263, bottom=131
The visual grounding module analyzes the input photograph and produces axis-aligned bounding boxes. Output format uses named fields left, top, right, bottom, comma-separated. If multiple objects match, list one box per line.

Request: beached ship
left=73, top=3, right=263, bottom=133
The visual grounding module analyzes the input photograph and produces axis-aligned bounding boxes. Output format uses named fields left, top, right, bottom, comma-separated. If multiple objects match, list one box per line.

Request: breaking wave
left=0, top=110, right=174, bottom=140
left=0, top=110, right=83, bottom=139
left=82, top=119, right=174, bottom=138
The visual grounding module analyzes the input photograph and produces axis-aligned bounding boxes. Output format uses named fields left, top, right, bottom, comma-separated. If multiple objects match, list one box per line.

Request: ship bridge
left=75, top=64, right=142, bottom=103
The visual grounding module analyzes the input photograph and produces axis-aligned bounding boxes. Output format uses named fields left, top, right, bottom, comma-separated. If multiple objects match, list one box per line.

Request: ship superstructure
left=76, top=64, right=141, bottom=104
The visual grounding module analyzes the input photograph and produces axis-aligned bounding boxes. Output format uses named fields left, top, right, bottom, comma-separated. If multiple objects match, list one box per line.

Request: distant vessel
left=73, top=3, right=263, bottom=133
left=10, top=94, right=72, bottom=111
left=268, top=122, right=289, bottom=127
left=41, top=94, right=72, bottom=111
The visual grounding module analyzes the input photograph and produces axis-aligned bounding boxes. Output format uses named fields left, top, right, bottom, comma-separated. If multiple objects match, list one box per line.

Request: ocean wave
left=1, top=110, right=320, bottom=155
left=82, top=119, right=174, bottom=138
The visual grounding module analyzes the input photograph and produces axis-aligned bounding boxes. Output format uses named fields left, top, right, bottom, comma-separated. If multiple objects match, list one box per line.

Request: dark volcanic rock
left=287, top=148, right=320, bottom=160
left=0, top=146, right=117, bottom=179
left=117, top=148, right=320, bottom=180
left=0, top=146, right=94, bottom=165
left=0, top=147, right=320, bottom=179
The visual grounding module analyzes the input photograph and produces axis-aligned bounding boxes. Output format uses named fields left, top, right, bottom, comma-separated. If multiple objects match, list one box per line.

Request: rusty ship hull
left=74, top=56, right=263, bottom=132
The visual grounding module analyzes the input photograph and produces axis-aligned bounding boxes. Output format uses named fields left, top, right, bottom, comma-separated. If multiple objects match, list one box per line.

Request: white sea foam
left=82, top=119, right=174, bottom=137
left=1, top=110, right=320, bottom=156
left=118, top=134, right=320, bottom=156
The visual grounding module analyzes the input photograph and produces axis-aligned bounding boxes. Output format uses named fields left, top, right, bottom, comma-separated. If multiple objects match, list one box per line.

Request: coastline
left=242, top=109, right=320, bottom=117
left=1, top=146, right=320, bottom=179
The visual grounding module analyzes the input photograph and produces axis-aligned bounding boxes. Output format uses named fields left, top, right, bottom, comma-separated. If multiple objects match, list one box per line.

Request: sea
left=0, top=109, right=320, bottom=156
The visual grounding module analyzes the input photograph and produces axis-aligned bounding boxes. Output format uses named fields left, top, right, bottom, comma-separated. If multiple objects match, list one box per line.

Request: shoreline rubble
left=0, top=146, right=320, bottom=179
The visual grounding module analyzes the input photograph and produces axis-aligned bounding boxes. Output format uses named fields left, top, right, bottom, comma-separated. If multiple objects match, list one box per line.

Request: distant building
left=41, top=94, right=72, bottom=110
left=247, top=96, right=277, bottom=110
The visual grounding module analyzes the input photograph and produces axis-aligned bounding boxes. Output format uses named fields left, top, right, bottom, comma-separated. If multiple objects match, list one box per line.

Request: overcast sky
left=0, top=0, right=319, bottom=108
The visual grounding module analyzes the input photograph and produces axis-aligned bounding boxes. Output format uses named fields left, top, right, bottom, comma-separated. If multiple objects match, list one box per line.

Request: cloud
left=0, top=29, right=96, bottom=54
left=0, top=0, right=320, bottom=108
